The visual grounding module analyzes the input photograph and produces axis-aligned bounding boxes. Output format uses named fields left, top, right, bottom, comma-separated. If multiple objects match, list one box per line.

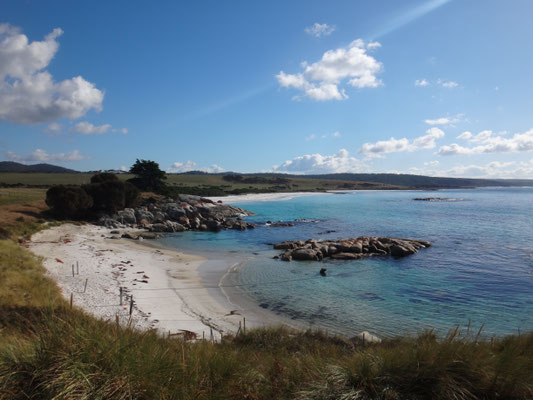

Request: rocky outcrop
left=97, top=194, right=255, bottom=234
left=273, top=237, right=431, bottom=262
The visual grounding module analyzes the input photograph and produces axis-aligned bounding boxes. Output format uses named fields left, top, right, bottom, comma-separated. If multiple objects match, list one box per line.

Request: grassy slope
left=0, top=172, right=404, bottom=194
left=0, top=199, right=532, bottom=399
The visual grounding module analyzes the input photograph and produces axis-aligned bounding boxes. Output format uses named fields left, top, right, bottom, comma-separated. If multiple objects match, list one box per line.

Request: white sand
left=208, top=191, right=330, bottom=204
left=29, top=224, right=261, bottom=340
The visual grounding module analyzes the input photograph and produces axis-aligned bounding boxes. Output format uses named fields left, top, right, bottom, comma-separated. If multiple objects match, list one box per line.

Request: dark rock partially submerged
left=273, top=237, right=431, bottom=262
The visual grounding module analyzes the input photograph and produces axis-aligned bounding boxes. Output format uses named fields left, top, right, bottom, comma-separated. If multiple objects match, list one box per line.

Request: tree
left=45, top=185, right=93, bottom=219
left=83, top=173, right=140, bottom=213
left=128, top=159, right=167, bottom=192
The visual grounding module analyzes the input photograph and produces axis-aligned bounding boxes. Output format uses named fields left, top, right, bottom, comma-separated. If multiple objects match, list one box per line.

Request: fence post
left=70, top=293, right=73, bottom=309
left=83, top=278, right=88, bottom=293
left=71, top=264, right=75, bottom=277
left=129, top=295, right=134, bottom=316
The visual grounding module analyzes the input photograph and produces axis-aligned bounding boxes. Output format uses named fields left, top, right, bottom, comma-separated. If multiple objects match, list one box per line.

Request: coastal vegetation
left=0, top=180, right=532, bottom=399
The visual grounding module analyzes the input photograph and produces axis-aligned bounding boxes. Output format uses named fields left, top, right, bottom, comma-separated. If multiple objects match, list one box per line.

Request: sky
left=1, top=0, right=533, bottom=178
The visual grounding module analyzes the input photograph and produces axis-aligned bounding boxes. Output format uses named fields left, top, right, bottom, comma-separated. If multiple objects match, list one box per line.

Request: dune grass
left=0, top=211, right=532, bottom=398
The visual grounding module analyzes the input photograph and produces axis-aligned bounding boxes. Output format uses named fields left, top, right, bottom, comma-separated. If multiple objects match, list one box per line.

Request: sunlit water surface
left=158, top=188, right=533, bottom=337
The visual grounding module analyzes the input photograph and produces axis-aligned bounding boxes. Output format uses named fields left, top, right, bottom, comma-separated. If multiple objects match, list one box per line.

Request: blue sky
left=1, top=0, right=533, bottom=178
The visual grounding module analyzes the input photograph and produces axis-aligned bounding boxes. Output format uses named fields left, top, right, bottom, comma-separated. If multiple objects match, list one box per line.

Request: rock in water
left=272, top=236, right=431, bottom=262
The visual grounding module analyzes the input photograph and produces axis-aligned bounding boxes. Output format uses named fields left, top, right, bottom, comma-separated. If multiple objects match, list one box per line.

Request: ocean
left=158, top=187, right=533, bottom=338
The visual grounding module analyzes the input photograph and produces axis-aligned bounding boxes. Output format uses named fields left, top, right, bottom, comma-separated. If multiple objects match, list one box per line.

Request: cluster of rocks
left=98, top=194, right=255, bottom=233
left=272, top=237, right=431, bottom=262
left=413, top=197, right=462, bottom=202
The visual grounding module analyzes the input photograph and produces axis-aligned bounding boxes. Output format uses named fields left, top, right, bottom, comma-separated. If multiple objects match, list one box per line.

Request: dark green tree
left=45, top=185, right=93, bottom=218
left=128, top=159, right=167, bottom=192
left=83, top=173, right=140, bottom=214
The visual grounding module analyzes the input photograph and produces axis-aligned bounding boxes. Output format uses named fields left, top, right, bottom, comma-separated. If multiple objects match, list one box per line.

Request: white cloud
left=74, top=121, right=127, bottom=135
left=456, top=131, right=472, bottom=140
left=276, top=39, right=382, bottom=101
left=332, top=131, right=341, bottom=137
left=425, top=115, right=461, bottom=126
left=45, top=122, right=62, bottom=133
left=0, top=24, right=104, bottom=125
left=6, top=148, right=86, bottom=163
left=305, top=134, right=316, bottom=141
left=424, top=160, right=439, bottom=167
left=273, top=149, right=367, bottom=174
left=75, top=121, right=111, bottom=134
left=304, top=23, right=336, bottom=38
left=168, top=161, right=224, bottom=173
left=360, top=127, right=445, bottom=155
left=415, top=79, right=429, bottom=87
left=437, top=79, right=459, bottom=88
left=120, top=165, right=128, bottom=172
left=438, top=128, right=533, bottom=156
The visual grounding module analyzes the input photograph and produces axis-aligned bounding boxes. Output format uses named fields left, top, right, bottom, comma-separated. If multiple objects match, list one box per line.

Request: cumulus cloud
left=304, top=23, right=336, bottom=38
left=437, top=79, right=459, bottom=88
left=276, top=39, right=382, bottom=101
left=0, top=23, right=104, bottom=125
left=438, top=128, right=533, bottom=156
left=456, top=131, right=472, bottom=140
left=74, top=121, right=127, bottom=135
left=75, top=121, right=111, bottom=134
left=415, top=79, right=429, bottom=87
left=45, top=122, right=62, bottom=133
left=360, top=127, right=445, bottom=155
left=168, top=161, right=224, bottom=173
left=424, top=160, right=439, bottom=167
left=6, top=148, right=87, bottom=163
left=425, top=115, right=461, bottom=126
left=273, top=149, right=367, bottom=174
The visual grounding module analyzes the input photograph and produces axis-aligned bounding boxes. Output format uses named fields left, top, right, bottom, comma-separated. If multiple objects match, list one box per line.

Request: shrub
left=82, top=181, right=124, bottom=214
left=45, top=185, right=93, bottom=218
left=90, top=172, right=119, bottom=184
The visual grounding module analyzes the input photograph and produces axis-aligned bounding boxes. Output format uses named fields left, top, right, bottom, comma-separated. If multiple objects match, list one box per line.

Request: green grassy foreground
left=1, top=208, right=532, bottom=399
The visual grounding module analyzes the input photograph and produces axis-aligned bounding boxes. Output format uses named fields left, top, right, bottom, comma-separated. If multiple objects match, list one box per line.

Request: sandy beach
left=208, top=191, right=330, bottom=204
left=29, top=223, right=288, bottom=340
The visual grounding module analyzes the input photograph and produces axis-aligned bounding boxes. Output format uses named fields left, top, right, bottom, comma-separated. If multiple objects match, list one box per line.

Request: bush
left=90, top=172, right=119, bottom=184
left=83, top=181, right=127, bottom=214
left=45, top=185, right=93, bottom=219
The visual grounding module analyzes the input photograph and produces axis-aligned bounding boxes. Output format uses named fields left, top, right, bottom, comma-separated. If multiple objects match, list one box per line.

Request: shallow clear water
left=158, top=188, right=533, bottom=338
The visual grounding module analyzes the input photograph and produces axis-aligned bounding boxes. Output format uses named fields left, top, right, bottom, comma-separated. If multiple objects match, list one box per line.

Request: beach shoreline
left=28, top=223, right=300, bottom=340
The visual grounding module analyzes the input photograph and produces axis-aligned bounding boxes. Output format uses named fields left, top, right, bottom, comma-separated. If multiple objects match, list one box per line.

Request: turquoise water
left=158, top=188, right=533, bottom=338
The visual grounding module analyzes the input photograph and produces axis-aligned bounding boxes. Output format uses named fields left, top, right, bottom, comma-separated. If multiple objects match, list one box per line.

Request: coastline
left=208, top=191, right=331, bottom=204
left=28, top=223, right=299, bottom=339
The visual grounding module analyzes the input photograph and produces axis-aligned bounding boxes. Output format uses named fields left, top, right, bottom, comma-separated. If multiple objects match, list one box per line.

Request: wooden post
left=120, top=287, right=123, bottom=305
left=129, top=296, right=134, bottom=316
left=70, top=293, right=73, bottom=309
left=243, top=317, right=246, bottom=335
left=362, top=332, right=365, bottom=347
left=72, top=264, right=75, bottom=277
left=76, top=261, right=79, bottom=275
left=202, top=331, right=205, bottom=341
left=83, top=278, right=88, bottom=293
left=210, top=327, right=214, bottom=342
left=239, top=320, right=242, bottom=336
left=115, top=314, right=119, bottom=326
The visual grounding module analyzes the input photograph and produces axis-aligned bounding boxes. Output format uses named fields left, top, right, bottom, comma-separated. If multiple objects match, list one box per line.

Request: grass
left=0, top=172, right=404, bottom=196
left=0, top=188, right=46, bottom=206
left=0, top=197, right=532, bottom=399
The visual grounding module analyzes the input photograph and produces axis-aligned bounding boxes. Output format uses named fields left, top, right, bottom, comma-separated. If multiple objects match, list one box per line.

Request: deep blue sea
left=158, top=188, right=533, bottom=338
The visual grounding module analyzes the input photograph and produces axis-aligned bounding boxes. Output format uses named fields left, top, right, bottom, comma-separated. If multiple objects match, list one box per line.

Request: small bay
left=158, top=187, right=533, bottom=338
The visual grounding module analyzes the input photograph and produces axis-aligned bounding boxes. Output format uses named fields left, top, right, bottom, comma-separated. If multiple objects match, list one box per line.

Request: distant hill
left=0, top=161, right=79, bottom=173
